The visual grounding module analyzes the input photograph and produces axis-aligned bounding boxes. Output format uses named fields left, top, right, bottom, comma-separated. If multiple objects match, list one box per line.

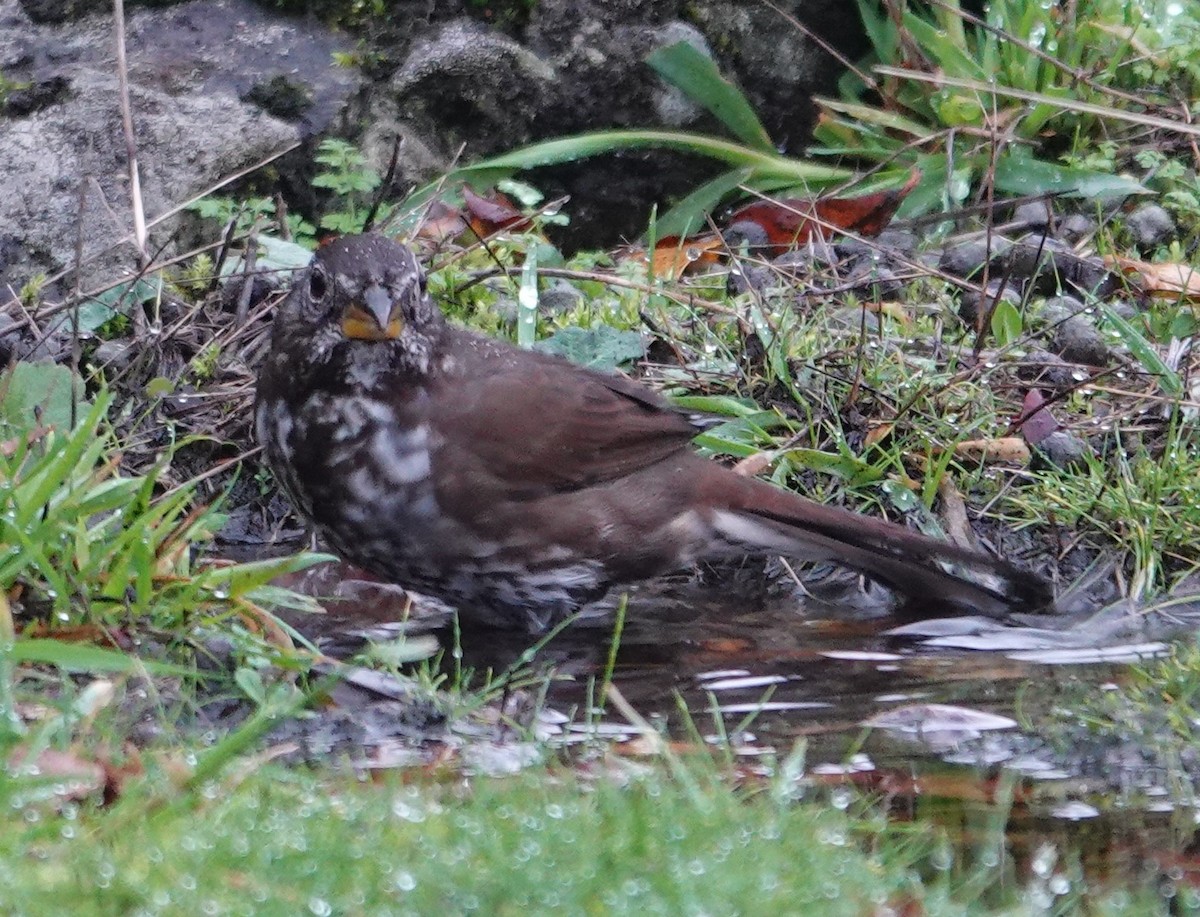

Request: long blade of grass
left=646, top=42, right=775, bottom=152
left=409, top=130, right=851, bottom=206
left=993, top=150, right=1145, bottom=200
left=874, top=67, right=1200, bottom=139
left=651, top=167, right=752, bottom=238
left=1099, top=303, right=1184, bottom=397
left=10, top=639, right=195, bottom=676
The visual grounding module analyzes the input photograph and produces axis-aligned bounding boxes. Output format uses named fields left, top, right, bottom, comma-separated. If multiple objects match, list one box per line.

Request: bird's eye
left=308, top=268, right=328, bottom=301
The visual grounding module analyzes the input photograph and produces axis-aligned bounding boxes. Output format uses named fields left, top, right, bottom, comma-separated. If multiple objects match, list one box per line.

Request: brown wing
left=430, top=327, right=697, bottom=495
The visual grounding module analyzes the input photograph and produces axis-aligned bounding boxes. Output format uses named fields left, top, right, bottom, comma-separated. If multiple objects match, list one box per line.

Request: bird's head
left=275, top=234, right=443, bottom=374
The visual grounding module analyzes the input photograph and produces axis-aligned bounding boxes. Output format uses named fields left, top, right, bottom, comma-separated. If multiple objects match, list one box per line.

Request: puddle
left=275, top=559, right=1200, bottom=889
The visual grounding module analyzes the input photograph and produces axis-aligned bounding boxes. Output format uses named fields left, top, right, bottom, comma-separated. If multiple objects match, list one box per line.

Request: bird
left=255, top=234, right=1053, bottom=633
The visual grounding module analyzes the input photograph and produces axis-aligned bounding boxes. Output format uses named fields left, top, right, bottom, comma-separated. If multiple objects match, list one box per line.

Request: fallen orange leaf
left=1105, top=255, right=1200, bottom=299
left=724, top=169, right=920, bottom=255
left=954, top=437, right=1032, bottom=464
left=647, top=234, right=724, bottom=280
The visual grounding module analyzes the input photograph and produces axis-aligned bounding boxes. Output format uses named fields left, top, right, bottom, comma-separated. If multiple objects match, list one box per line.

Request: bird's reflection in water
left=277, top=557, right=1036, bottom=760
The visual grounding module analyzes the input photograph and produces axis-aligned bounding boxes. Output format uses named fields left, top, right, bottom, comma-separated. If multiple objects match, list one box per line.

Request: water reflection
left=273, top=559, right=1200, bottom=889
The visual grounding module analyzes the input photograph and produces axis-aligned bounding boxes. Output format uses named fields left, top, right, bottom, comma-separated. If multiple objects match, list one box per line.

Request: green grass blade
left=646, top=42, right=774, bottom=152
left=410, top=131, right=850, bottom=205
left=1099, top=303, right=1184, bottom=397
left=652, top=167, right=752, bottom=239
left=10, top=639, right=195, bottom=676
left=993, top=151, right=1145, bottom=200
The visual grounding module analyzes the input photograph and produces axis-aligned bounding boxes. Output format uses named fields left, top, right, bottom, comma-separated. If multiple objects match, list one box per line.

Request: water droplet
left=394, top=871, right=416, bottom=892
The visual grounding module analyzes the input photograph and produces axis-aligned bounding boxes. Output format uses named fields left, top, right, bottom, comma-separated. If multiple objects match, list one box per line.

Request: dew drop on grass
left=930, top=842, right=954, bottom=872
left=829, top=787, right=853, bottom=811
left=818, top=825, right=848, bottom=847
left=1049, top=874, right=1072, bottom=895
left=394, top=871, right=416, bottom=892
left=308, top=898, right=332, bottom=916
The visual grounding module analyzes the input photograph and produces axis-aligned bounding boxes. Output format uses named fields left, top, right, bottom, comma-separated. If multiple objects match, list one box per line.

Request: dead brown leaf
left=1105, top=254, right=1200, bottom=299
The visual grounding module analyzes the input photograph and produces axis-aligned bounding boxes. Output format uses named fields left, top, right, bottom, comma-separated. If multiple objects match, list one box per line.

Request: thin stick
left=112, top=0, right=148, bottom=266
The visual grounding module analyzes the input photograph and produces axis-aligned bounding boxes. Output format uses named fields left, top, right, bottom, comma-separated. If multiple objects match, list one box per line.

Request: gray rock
left=1012, top=199, right=1052, bottom=230
left=1124, top=203, right=1175, bottom=250
left=835, top=228, right=916, bottom=260
left=726, top=263, right=776, bottom=295
left=684, top=0, right=858, bottom=148
left=539, top=278, right=584, bottom=315
left=773, top=237, right=839, bottom=274
left=1067, top=256, right=1116, bottom=297
left=1058, top=213, right=1096, bottom=244
left=387, top=20, right=556, bottom=153
left=649, top=22, right=714, bottom=127
left=1006, top=234, right=1088, bottom=294
left=1051, top=314, right=1109, bottom=366
left=1031, top=430, right=1092, bottom=472
left=91, top=337, right=138, bottom=373
left=1040, top=294, right=1086, bottom=321
left=0, top=0, right=357, bottom=293
left=940, top=237, right=1011, bottom=279
left=958, top=281, right=1021, bottom=326
left=828, top=305, right=880, bottom=333
left=844, top=260, right=904, bottom=300
left=1015, top=347, right=1082, bottom=389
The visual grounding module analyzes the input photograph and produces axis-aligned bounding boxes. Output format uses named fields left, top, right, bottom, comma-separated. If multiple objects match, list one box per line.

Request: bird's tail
left=710, top=476, right=1053, bottom=617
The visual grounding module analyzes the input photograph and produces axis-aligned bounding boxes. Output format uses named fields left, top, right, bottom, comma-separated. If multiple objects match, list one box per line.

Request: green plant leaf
left=9, top=639, right=194, bottom=676
left=670, top=395, right=764, bottom=418
left=223, top=235, right=314, bottom=277
left=990, top=298, right=1023, bottom=348
left=993, top=151, right=1145, bottom=200
left=77, top=278, right=162, bottom=333
left=193, top=553, right=336, bottom=602
left=785, top=447, right=883, bottom=484
left=533, top=326, right=644, bottom=370
left=814, top=97, right=932, bottom=139
left=406, top=130, right=851, bottom=216
left=517, top=247, right=539, bottom=349
left=652, top=168, right=754, bottom=239
left=646, top=41, right=774, bottom=153
left=0, top=362, right=86, bottom=431
left=1099, top=303, right=1183, bottom=397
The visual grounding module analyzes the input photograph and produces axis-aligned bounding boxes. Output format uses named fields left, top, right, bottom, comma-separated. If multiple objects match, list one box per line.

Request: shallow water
left=278, top=559, right=1200, bottom=894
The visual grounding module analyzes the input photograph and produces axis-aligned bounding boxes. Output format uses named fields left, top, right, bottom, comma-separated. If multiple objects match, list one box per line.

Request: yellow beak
left=341, top=284, right=403, bottom=341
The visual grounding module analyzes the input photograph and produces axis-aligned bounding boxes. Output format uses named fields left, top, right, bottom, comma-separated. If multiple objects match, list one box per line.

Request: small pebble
left=1031, top=430, right=1092, bottom=472
left=1058, top=213, right=1096, bottom=244
left=1012, top=200, right=1053, bottom=230
left=939, top=237, right=1011, bottom=278
left=1051, top=314, right=1110, bottom=366
left=958, top=281, right=1021, bottom=326
left=1124, top=203, right=1175, bottom=250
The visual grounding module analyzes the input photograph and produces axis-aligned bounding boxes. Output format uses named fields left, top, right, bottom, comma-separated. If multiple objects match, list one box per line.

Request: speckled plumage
left=255, top=235, right=1053, bottom=632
